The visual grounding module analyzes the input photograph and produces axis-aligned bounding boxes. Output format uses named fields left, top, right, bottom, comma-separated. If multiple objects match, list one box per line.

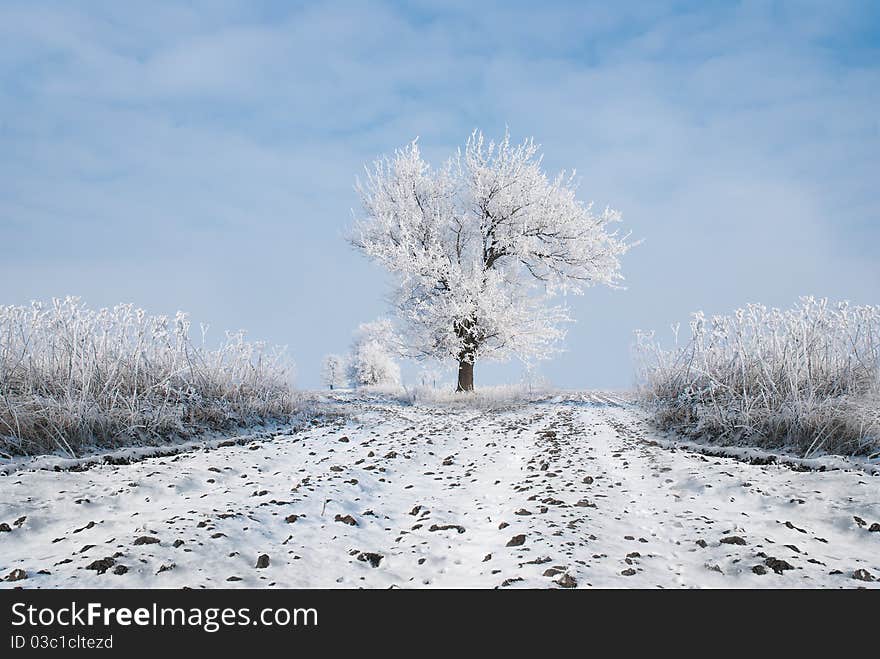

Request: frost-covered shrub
left=0, top=297, right=296, bottom=457
left=347, top=319, right=401, bottom=388
left=348, top=342, right=401, bottom=388
left=398, top=383, right=554, bottom=409
left=634, top=297, right=880, bottom=456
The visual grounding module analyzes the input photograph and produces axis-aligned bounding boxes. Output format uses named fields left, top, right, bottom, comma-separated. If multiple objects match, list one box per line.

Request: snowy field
left=1, top=392, right=878, bottom=589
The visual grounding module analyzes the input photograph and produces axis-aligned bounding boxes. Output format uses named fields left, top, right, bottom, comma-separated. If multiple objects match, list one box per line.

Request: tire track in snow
left=1, top=394, right=877, bottom=588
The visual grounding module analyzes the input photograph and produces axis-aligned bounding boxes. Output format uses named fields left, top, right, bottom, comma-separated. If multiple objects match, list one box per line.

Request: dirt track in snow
left=1, top=392, right=878, bottom=588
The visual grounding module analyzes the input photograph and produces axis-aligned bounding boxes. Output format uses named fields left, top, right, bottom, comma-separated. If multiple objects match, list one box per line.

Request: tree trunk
left=454, top=318, right=477, bottom=392
left=456, top=359, right=474, bottom=392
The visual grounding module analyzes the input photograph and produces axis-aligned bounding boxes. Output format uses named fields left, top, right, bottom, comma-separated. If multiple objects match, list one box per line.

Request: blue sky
left=1, top=1, right=878, bottom=389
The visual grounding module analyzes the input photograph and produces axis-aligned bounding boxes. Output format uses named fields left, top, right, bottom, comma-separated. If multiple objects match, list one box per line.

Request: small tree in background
left=347, top=319, right=401, bottom=387
left=321, top=354, right=348, bottom=390
left=351, top=130, right=632, bottom=392
left=419, top=364, right=445, bottom=389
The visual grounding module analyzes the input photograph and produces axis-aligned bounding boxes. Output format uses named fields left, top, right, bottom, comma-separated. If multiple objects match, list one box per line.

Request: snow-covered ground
left=1, top=392, right=878, bottom=588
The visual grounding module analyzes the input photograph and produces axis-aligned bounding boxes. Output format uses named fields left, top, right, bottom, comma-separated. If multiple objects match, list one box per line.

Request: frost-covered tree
left=350, top=130, right=632, bottom=391
left=348, top=342, right=401, bottom=388
left=321, top=354, right=348, bottom=390
left=347, top=319, right=402, bottom=388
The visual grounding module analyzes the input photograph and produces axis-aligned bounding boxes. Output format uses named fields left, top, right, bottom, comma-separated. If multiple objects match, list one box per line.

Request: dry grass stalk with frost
left=0, top=297, right=296, bottom=457
left=398, top=383, right=554, bottom=409
left=634, top=297, right=880, bottom=456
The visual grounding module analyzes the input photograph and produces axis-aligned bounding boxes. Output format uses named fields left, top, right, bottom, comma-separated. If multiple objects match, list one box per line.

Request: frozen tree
left=351, top=130, right=632, bottom=391
left=347, top=319, right=402, bottom=387
left=418, top=364, right=445, bottom=389
left=321, top=354, right=348, bottom=390
left=351, top=318, right=399, bottom=352
left=348, top=342, right=401, bottom=388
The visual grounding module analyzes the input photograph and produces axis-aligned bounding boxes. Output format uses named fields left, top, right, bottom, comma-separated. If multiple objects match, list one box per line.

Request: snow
left=1, top=392, right=878, bottom=589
